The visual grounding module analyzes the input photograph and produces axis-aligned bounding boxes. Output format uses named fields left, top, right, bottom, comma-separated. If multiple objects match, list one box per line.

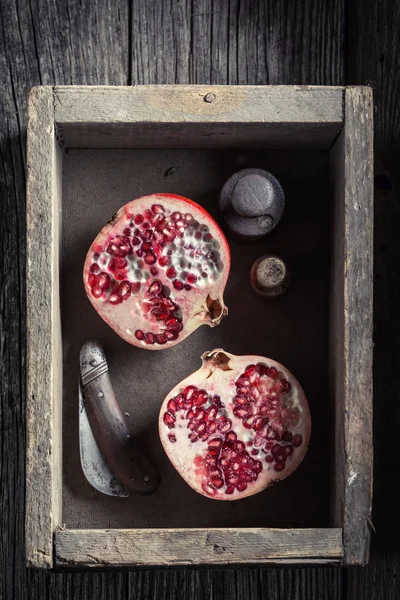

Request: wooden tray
left=25, top=85, right=373, bottom=568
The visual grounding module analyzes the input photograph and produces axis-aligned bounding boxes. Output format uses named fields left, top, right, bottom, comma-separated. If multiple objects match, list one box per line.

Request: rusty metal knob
left=250, top=255, right=290, bottom=297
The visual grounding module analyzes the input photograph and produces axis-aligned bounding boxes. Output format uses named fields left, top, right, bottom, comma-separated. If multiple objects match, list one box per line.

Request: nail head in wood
left=250, top=255, right=290, bottom=297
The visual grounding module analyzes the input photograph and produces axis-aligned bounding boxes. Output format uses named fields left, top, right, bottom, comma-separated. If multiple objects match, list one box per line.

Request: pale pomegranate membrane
left=83, top=194, right=230, bottom=349
left=159, top=350, right=311, bottom=500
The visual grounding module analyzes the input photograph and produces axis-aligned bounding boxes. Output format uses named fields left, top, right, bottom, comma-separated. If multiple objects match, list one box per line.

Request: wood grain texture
left=0, top=0, right=349, bottom=597
left=329, top=87, right=374, bottom=566
left=25, top=86, right=63, bottom=568
left=345, top=0, right=400, bottom=596
left=54, top=85, right=344, bottom=148
left=55, top=529, right=343, bottom=567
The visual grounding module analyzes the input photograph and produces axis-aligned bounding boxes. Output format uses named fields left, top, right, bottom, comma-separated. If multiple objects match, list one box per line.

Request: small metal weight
left=250, top=255, right=290, bottom=297
left=219, top=168, right=285, bottom=241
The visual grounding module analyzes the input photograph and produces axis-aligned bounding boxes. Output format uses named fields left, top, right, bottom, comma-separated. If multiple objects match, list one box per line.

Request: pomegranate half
left=83, top=194, right=230, bottom=349
left=159, top=349, right=311, bottom=500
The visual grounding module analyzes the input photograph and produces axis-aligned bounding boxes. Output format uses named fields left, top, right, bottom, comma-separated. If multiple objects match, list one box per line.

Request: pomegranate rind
left=159, top=349, right=311, bottom=501
left=83, top=194, right=230, bottom=349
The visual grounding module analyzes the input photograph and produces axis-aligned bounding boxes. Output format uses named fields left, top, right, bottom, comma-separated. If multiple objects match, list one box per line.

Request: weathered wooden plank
left=329, top=87, right=374, bottom=566
left=53, top=85, right=344, bottom=148
left=25, top=86, right=63, bottom=568
left=55, top=528, right=343, bottom=567
left=345, top=0, right=400, bottom=595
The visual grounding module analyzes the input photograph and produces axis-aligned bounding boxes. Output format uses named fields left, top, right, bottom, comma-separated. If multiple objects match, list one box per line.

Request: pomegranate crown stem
left=205, top=296, right=228, bottom=327
left=201, top=349, right=233, bottom=375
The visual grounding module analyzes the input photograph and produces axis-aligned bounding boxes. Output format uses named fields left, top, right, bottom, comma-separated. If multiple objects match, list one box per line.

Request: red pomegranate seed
left=90, top=263, right=100, bottom=274
left=236, top=482, right=247, bottom=492
left=186, top=273, right=197, bottom=284
left=166, top=266, right=176, bottom=279
left=166, top=318, right=183, bottom=332
left=171, top=211, right=181, bottom=221
left=158, top=255, right=171, bottom=267
left=293, top=434, right=303, bottom=447
left=284, top=445, right=294, bottom=456
left=244, top=364, right=258, bottom=377
left=135, top=329, right=144, bottom=340
left=274, top=462, right=285, bottom=472
left=173, top=280, right=184, bottom=290
left=144, top=209, right=152, bottom=220
left=164, top=330, right=179, bottom=341
left=168, top=433, right=176, bottom=443
left=233, top=407, right=249, bottom=418
left=97, top=273, right=110, bottom=289
left=131, top=282, right=141, bottom=294
left=134, top=214, right=144, bottom=225
left=268, top=367, right=278, bottom=379
left=108, top=294, right=122, bottom=304
left=146, top=332, right=155, bottom=344
left=167, top=399, right=177, bottom=413
left=118, top=281, right=131, bottom=299
left=251, top=449, right=259, bottom=456
left=184, top=284, right=191, bottom=291
left=88, top=273, right=97, bottom=287
left=282, top=430, right=293, bottom=442
left=144, top=253, right=156, bottom=265
left=225, top=485, right=235, bottom=495
left=148, top=280, right=163, bottom=296
left=265, top=455, right=274, bottom=463
left=235, top=441, right=246, bottom=453
left=152, top=204, right=165, bottom=213
left=163, top=412, right=175, bottom=426
left=208, top=438, right=222, bottom=449
left=156, top=334, right=167, bottom=344
left=211, top=477, right=223, bottom=489
left=193, top=391, right=208, bottom=406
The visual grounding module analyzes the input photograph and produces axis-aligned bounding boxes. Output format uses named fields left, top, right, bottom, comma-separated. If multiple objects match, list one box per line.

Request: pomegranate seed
left=211, top=477, right=224, bottom=489
left=284, top=445, right=294, bottom=456
left=202, top=482, right=217, bottom=496
left=272, top=444, right=283, bottom=456
left=186, top=273, right=197, bottom=284
left=208, top=447, right=219, bottom=457
left=189, top=433, right=198, bottom=443
left=274, top=462, right=285, bottom=472
left=90, top=263, right=100, bottom=274
left=235, top=441, right=246, bottom=453
left=184, top=386, right=197, bottom=401
left=208, top=438, right=222, bottom=449
left=253, top=417, right=266, bottom=431
left=163, top=412, right=176, bottom=426
left=167, top=399, right=177, bottom=413
left=152, top=204, right=165, bottom=213
left=268, top=367, right=278, bottom=379
left=166, top=318, right=183, bottom=332
left=144, top=209, right=152, bottom=220
left=108, top=294, right=122, bottom=304
left=234, top=396, right=249, bottom=407
left=173, top=280, right=184, bottom=290
left=208, top=422, right=217, bottom=434
left=146, top=332, right=155, bottom=344
left=171, top=211, right=181, bottom=221
left=195, top=409, right=205, bottom=421
left=193, top=391, right=208, bottom=406
left=152, top=309, right=169, bottom=319
left=226, top=432, right=237, bottom=442
left=93, top=252, right=100, bottom=260
left=237, top=482, right=247, bottom=492
left=280, top=378, right=292, bottom=393
left=166, top=266, right=176, bottom=279
left=142, top=229, right=153, bottom=241
left=164, top=330, right=179, bottom=341
left=233, top=407, right=249, bottom=418
left=131, top=236, right=141, bottom=245
left=142, top=242, right=152, bottom=252
left=134, top=214, right=144, bottom=225
left=265, top=455, right=274, bottom=463
left=88, top=273, right=97, bottom=287
left=131, top=282, right=141, bottom=294
left=225, top=485, right=235, bottom=495
left=142, top=222, right=150, bottom=229
left=184, top=284, right=191, bottom=291
left=156, top=334, right=167, bottom=344
left=293, top=434, right=303, bottom=447
left=219, top=420, right=232, bottom=433
left=92, top=286, right=103, bottom=298
left=244, top=364, right=258, bottom=377
left=118, top=281, right=131, bottom=299
left=168, top=433, right=176, bottom=443
left=148, top=280, right=163, bottom=296
left=150, top=267, right=158, bottom=276
left=251, top=449, right=259, bottom=456
left=144, top=253, right=156, bottom=265
left=195, top=231, right=202, bottom=240
left=204, top=233, right=213, bottom=242
left=135, top=329, right=144, bottom=340
left=97, top=273, right=110, bottom=289
left=158, top=255, right=171, bottom=267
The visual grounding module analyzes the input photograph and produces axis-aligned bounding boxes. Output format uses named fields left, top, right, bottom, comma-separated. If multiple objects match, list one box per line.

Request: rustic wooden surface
left=0, top=0, right=398, bottom=598
left=55, top=529, right=343, bottom=567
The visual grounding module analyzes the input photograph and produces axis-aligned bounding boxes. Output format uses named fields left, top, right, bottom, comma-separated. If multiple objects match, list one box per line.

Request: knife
left=79, top=340, right=160, bottom=496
